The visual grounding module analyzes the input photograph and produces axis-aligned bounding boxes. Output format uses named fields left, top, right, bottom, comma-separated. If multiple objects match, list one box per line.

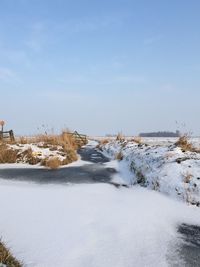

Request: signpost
left=0, top=120, right=5, bottom=132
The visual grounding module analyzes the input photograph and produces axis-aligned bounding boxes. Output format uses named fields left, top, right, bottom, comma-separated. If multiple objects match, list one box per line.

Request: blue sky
left=0, top=0, right=200, bottom=135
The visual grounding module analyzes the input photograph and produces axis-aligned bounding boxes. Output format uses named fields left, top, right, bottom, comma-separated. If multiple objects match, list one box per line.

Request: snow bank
left=0, top=180, right=200, bottom=267
left=101, top=140, right=200, bottom=205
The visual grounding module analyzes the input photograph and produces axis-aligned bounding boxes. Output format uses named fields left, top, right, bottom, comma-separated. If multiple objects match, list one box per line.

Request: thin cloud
left=144, top=35, right=163, bottom=45
left=25, top=22, right=47, bottom=52
left=0, top=44, right=30, bottom=67
left=58, top=72, right=145, bottom=86
left=0, top=67, right=20, bottom=83
left=53, top=14, right=123, bottom=34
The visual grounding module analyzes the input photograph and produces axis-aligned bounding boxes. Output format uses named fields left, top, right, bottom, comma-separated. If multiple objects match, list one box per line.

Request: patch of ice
left=64, top=158, right=93, bottom=167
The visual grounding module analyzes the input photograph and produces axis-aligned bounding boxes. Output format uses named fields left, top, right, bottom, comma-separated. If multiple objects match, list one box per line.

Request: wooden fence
left=0, top=130, right=15, bottom=142
left=67, top=131, right=88, bottom=146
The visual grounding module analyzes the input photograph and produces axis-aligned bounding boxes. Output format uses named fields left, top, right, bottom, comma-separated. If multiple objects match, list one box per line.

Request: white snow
left=9, top=143, right=67, bottom=162
left=101, top=140, right=200, bottom=205
left=0, top=163, right=44, bottom=169
left=104, top=160, right=133, bottom=185
left=0, top=180, right=200, bottom=267
left=83, top=140, right=99, bottom=147
left=0, top=161, right=88, bottom=170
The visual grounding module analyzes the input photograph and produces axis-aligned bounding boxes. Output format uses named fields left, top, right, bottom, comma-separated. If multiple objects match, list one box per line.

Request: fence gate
left=0, top=130, right=15, bottom=142
left=66, top=131, right=88, bottom=146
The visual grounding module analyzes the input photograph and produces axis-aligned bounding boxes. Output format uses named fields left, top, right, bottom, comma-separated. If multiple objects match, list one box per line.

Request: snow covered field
left=0, top=179, right=200, bottom=267
left=140, top=137, right=200, bottom=149
left=92, top=136, right=200, bottom=148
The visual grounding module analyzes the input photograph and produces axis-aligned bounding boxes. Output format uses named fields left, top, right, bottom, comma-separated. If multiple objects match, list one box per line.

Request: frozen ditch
left=0, top=141, right=200, bottom=266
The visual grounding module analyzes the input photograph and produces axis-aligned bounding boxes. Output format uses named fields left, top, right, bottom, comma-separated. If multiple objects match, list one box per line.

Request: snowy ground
left=9, top=143, right=68, bottom=164
left=91, top=137, right=200, bottom=149
left=0, top=141, right=200, bottom=266
left=101, top=140, right=200, bottom=205
left=1, top=180, right=200, bottom=267
left=137, top=137, right=200, bottom=148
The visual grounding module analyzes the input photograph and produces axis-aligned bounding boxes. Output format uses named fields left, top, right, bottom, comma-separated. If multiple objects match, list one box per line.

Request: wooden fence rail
left=67, top=131, right=88, bottom=146
left=0, top=130, right=15, bottom=142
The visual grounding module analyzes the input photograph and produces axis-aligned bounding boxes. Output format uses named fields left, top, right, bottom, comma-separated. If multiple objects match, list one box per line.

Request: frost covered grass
left=0, top=239, right=22, bottom=266
left=0, top=131, right=78, bottom=168
left=175, top=135, right=200, bottom=153
left=101, top=138, right=200, bottom=205
left=18, top=131, right=78, bottom=150
left=0, top=180, right=200, bottom=267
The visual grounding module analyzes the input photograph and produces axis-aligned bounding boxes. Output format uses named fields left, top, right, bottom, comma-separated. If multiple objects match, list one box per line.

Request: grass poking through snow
left=0, top=131, right=80, bottom=168
left=0, top=240, right=22, bottom=267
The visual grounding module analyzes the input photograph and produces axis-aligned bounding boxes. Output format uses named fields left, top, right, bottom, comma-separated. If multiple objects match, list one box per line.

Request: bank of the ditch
left=100, top=139, right=200, bottom=206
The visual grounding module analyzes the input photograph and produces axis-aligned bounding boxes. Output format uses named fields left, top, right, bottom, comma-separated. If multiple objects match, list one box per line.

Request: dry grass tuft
left=0, top=240, right=22, bottom=267
left=132, top=136, right=143, bottom=144
left=21, top=148, right=40, bottom=165
left=17, top=131, right=78, bottom=149
left=63, top=148, right=78, bottom=164
left=35, top=132, right=77, bottom=150
left=100, top=139, right=110, bottom=145
left=42, top=157, right=62, bottom=169
left=175, top=135, right=195, bottom=152
left=182, top=171, right=193, bottom=183
left=115, top=151, right=124, bottom=161
left=19, top=136, right=29, bottom=144
left=61, top=132, right=78, bottom=150
left=116, top=132, right=125, bottom=142
left=0, top=144, right=18, bottom=163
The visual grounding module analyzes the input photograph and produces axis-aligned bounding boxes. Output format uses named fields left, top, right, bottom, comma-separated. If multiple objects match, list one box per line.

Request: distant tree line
left=139, top=130, right=180, bottom=137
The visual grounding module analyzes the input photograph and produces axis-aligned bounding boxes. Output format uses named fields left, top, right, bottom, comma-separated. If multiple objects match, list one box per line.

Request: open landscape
left=1, top=134, right=200, bottom=266
left=1, top=0, right=200, bottom=266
